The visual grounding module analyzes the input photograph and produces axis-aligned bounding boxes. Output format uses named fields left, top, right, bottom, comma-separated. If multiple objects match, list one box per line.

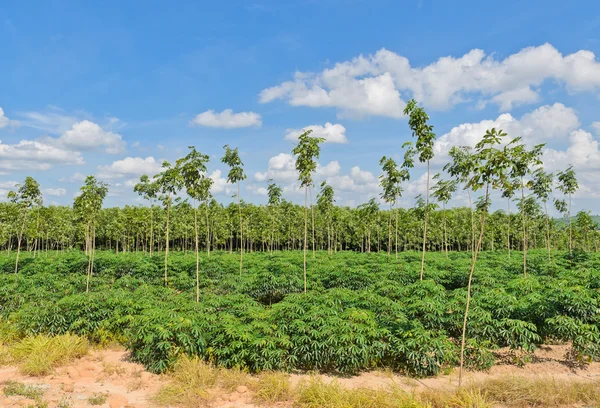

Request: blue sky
left=1, top=0, right=600, bottom=212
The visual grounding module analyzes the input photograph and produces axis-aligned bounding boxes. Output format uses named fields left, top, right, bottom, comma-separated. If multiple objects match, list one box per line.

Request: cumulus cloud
left=56, top=120, right=126, bottom=154
left=260, top=44, right=600, bottom=117
left=43, top=188, right=67, bottom=197
left=60, top=172, right=87, bottom=183
left=97, top=157, right=163, bottom=179
left=255, top=153, right=298, bottom=182
left=0, top=139, right=84, bottom=171
left=190, top=109, right=262, bottom=128
left=0, top=108, right=19, bottom=129
left=434, top=103, right=580, bottom=161
left=284, top=123, right=348, bottom=143
left=593, top=121, right=600, bottom=135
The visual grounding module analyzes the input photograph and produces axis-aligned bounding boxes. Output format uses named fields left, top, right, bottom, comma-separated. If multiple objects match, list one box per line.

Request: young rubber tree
left=404, top=99, right=436, bottom=280
left=556, top=165, right=578, bottom=255
left=177, top=146, right=213, bottom=302
left=317, top=181, right=335, bottom=255
left=431, top=174, right=457, bottom=258
left=154, top=161, right=183, bottom=286
left=379, top=156, right=404, bottom=260
left=500, top=180, right=518, bottom=259
left=292, top=130, right=325, bottom=293
left=532, top=168, right=554, bottom=262
left=8, top=177, right=42, bottom=273
left=221, top=145, right=246, bottom=275
left=73, top=176, right=108, bottom=293
left=357, top=198, right=379, bottom=253
left=458, top=128, right=511, bottom=388
left=133, top=174, right=160, bottom=256
left=444, top=146, right=476, bottom=257
left=267, top=179, right=283, bottom=253
left=507, top=140, right=544, bottom=276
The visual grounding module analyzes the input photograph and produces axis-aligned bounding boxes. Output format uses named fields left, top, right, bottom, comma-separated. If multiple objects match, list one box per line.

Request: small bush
left=87, top=392, right=109, bottom=405
left=253, top=371, right=292, bottom=404
left=10, top=333, right=88, bottom=375
left=2, top=380, right=45, bottom=400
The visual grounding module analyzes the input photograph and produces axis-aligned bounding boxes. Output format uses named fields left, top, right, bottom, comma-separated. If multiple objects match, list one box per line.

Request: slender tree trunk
left=149, top=202, right=154, bottom=257
left=303, top=186, right=308, bottom=293
left=238, top=181, right=243, bottom=275
left=164, top=198, right=171, bottom=287
left=395, top=194, right=399, bottom=261
left=420, top=160, right=430, bottom=280
left=507, top=197, right=511, bottom=259
left=14, top=209, right=28, bottom=274
left=193, top=198, right=199, bottom=302
left=459, top=184, right=489, bottom=388
left=205, top=204, right=210, bottom=257
left=310, top=186, right=315, bottom=258
left=521, top=182, right=527, bottom=277
left=443, top=203, right=448, bottom=258
left=568, top=193, right=573, bottom=255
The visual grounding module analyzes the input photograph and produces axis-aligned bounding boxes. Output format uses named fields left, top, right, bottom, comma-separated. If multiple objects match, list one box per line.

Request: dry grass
left=294, top=376, right=425, bottom=408
left=218, top=366, right=252, bottom=392
left=153, top=355, right=219, bottom=407
left=471, top=376, right=600, bottom=407
left=9, top=334, right=89, bottom=376
left=252, top=371, right=292, bottom=405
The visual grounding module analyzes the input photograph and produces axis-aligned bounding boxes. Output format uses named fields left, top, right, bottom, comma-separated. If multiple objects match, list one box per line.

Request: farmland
left=1, top=249, right=599, bottom=377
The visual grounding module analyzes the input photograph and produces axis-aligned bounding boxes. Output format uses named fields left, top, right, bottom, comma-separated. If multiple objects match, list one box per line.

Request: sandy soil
left=0, top=345, right=599, bottom=407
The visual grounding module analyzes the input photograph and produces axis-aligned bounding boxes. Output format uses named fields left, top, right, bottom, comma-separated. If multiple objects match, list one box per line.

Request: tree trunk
left=568, top=193, right=573, bottom=255
left=521, top=182, right=527, bottom=277
left=238, top=181, right=243, bottom=275
left=459, top=184, right=490, bottom=388
left=443, top=203, right=448, bottom=258
left=164, top=197, right=171, bottom=287
left=14, top=209, right=28, bottom=274
left=420, top=160, right=430, bottom=280
left=507, top=196, right=511, bottom=259
left=303, top=185, right=308, bottom=293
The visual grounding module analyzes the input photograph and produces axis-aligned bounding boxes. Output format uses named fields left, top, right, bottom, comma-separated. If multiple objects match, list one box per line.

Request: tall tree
left=8, top=177, right=42, bottom=273
left=317, top=181, right=335, bottom=255
left=74, top=176, right=108, bottom=293
left=431, top=174, right=457, bottom=258
left=177, top=146, right=213, bottom=302
left=444, top=146, right=476, bottom=257
left=532, top=168, right=554, bottom=262
left=507, top=140, right=544, bottom=276
left=133, top=174, right=159, bottom=256
left=267, top=179, right=283, bottom=253
left=292, top=130, right=325, bottom=293
left=221, top=145, right=247, bottom=275
left=379, top=156, right=404, bottom=260
left=154, top=161, right=182, bottom=286
left=458, top=128, right=511, bottom=387
left=404, top=99, right=436, bottom=280
left=556, top=165, right=578, bottom=256
left=501, top=180, right=518, bottom=259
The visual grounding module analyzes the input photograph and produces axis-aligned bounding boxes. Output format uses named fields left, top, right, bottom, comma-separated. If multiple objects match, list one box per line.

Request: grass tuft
left=2, top=380, right=45, bottom=400
left=87, top=392, right=109, bottom=405
left=153, top=355, right=218, bottom=407
left=252, top=371, right=292, bottom=404
left=218, top=366, right=251, bottom=392
left=10, top=334, right=89, bottom=376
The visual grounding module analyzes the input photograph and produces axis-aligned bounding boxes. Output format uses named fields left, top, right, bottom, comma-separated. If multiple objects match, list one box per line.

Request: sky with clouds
left=1, top=0, right=600, bottom=213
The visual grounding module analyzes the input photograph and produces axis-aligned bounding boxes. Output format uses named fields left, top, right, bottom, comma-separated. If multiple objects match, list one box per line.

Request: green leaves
left=291, top=130, right=325, bottom=188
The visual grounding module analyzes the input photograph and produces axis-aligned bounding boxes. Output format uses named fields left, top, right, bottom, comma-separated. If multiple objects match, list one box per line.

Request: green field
left=1, top=249, right=598, bottom=377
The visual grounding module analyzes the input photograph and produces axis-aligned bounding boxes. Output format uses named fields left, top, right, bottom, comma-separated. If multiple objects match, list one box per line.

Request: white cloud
left=0, top=108, right=19, bottom=129
left=209, top=169, right=233, bottom=195
left=190, top=109, right=262, bottom=128
left=260, top=44, right=600, bottom=117
left=434, top=103, right=580, bottom=161
left=543, top=130, right=600, bottom=171
left=327, top=166, right=379, bottom=195
left=97, top=157, right=162, bottom=179
left=0, top=139, right=84, bottom=171
left=284, top=123, right=348, bottom=144
left=0, top=181, right=18, bottom=189
left=56, top=120, right=126, bottom=154
left=593, top=121, right=600, bottom=136
left=43, top=188, right=66, bottom=197
left=255, top=153, right=298, bottom=182
left=60, top=172, right=87, bottom=183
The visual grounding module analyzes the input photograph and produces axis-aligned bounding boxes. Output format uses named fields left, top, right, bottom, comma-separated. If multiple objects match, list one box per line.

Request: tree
left=292, top=130, right=325, bottom=293
left=74, top=176, right=108, bottom=293
left=556, top=165, right=579, bottom=255
left=431, top=174, right=457, bottom=258
left=379, top=156, right=404, bottom=260
left=507, top=140, right=544, bottom=276
left=154, top=161, right=183, bottom=286
left=532, top=168, right=554, bottom=262
left=317, top=181, right=335, bottom=255
left=177, top=146, right=213, bottom=302
left=458, top=128, right=511, bottom=387
left=445, top=146, right=476, bottom=257
left=404, top=99, right=436, bottom=280
left=8, top=177, right=42, bottom=273
left=357, top=198, right=379, bottom=252
left=134, top=174, right=160, bottom=256
left=501, top=179, right=518, bottom=259
left=267, top=179, right=283, bottom=253
left=221, top=145, right=247, bottom=275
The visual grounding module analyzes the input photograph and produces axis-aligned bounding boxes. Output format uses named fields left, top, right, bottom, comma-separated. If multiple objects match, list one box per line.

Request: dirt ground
left=0, top=345, right=599, bottom=408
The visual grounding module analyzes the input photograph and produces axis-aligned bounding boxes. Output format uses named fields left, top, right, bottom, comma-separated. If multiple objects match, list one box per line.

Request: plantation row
left=0, top=202, right=598, bottom=255
left=1, top=250, right=599, bottom=377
